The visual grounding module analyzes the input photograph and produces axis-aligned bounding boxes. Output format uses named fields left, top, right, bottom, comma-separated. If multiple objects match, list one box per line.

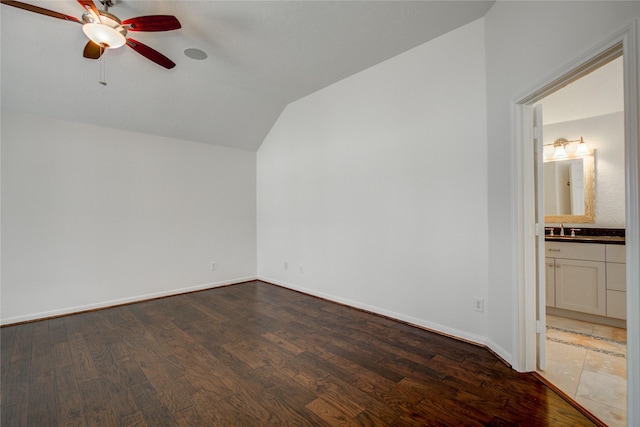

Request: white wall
left=484, top=2, right=640, bottom=363
left=543, top=112, right=626, bottom=226
left=1, top=111, right=257, bottom=324
left=257, top=19, right=490, bottom=345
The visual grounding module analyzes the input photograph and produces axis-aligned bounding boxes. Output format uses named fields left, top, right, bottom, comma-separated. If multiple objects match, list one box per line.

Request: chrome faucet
left=560, top=224, right=564, bottom=236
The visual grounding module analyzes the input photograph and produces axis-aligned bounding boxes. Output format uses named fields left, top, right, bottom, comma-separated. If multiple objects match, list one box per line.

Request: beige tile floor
left=538, top=315, right=627, bottom=427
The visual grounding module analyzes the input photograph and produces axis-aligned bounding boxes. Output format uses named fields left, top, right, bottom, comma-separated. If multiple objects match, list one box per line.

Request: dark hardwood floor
left=1, top=280, right=596, bottom=426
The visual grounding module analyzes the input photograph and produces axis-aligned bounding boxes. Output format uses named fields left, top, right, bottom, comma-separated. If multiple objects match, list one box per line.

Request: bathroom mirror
left=544, top=154, right=595, bottom=223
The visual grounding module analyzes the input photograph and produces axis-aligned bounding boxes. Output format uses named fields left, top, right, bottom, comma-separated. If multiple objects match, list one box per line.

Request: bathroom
left=536, top=55, right=626, bottom=426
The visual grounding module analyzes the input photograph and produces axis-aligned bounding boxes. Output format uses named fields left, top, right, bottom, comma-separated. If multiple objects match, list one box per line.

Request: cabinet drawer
left=606, top=245, right=626, bottom=263
left=607, top=290, right=626, bottom=320
left=607, top=263, right=626, bottom=291
left=545, top=242, right=605, bottom=261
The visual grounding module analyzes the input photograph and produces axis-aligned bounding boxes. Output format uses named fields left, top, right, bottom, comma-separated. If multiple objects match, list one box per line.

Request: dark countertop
left=545, top=235, right=626, bottom=245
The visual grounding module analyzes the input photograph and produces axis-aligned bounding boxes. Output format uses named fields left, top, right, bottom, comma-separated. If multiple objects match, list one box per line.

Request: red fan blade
left=122, top=15, right=181, bottom=32
left=77, top=0, right=100, bottom=21
left=0, top=0, right=80, bottom=22
left=126, top=38, right=175, bottom=69
left=83, top=40, right=104, bottom=59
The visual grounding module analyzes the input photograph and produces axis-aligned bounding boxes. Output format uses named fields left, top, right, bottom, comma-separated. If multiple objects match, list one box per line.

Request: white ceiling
left=539, top=56, right=624, bottom=125
left=1, top=0, right=494, bottom=151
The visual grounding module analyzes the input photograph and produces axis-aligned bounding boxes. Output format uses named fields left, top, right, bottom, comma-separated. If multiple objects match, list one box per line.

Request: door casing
left=511, top=20, right=639, bottom=426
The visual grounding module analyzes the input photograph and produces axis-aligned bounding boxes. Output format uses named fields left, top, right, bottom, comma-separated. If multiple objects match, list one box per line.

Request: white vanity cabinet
left=545, top=241, right=626, bottom=319
left=546, top=242, right=606, bottom=316
left=606, top=245, right=627, bottom=320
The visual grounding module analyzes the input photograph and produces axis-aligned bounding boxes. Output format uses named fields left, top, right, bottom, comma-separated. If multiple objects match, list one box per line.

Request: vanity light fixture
left=552, top=139, right=569, bottom=159
left=545, top=137, right=590, bottom=159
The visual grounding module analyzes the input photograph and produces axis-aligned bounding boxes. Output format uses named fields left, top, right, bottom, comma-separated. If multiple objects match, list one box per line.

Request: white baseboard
left=5, top=274, right=514, bottom=368
left=484, top=338, right=513, bottom=367
left=0, top=276, right=257, bottom=326
left=258, top=275, right=490, bottom=349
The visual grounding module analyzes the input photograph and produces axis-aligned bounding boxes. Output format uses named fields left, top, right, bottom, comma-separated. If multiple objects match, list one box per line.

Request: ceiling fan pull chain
left=98, top=46, right=107, bottom=86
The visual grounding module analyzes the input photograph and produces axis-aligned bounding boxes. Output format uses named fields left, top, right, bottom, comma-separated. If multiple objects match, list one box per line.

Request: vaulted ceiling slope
left=1, top=1, right=494, bottom=151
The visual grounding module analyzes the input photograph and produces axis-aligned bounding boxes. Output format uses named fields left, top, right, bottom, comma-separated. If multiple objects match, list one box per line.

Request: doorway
left=513, top=24, right=640, bottom=427
left=535, top=53, right=627, bottom=426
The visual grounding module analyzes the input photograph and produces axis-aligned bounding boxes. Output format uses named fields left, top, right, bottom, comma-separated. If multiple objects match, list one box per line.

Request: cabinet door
left=607, top=290, right=627, bottom=320
left=546, top=258, right=555, bottom=307
left=555, top=259, right=606, bottom=315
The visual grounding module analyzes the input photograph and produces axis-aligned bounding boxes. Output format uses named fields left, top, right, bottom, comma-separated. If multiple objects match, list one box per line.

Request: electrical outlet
left=210, top=262, right=217, bottom=271
left=299, top=265, right=304, bottom=274
left=284, top=261, right=289, bottom=270
left=473, top=297, right=484, bottom=313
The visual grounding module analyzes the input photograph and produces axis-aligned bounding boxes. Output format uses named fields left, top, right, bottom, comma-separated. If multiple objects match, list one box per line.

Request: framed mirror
left=544, top=153, right=595, bottom=223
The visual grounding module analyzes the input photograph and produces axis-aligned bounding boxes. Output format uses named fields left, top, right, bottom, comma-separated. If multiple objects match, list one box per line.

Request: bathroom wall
left=543, top=112, right=625, bottom=227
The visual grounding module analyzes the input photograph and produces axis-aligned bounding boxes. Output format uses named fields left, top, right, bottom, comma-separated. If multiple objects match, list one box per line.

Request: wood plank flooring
left=1, top=281, right=597, bottom=426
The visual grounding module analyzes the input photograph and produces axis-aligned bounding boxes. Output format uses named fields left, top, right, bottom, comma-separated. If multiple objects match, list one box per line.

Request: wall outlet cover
left=473, top=297, right=484, bottom=312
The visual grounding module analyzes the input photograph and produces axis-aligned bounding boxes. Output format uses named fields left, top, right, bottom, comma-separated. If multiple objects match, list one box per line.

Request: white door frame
left=533, top=104, right=546, bottom=371
left=512, top=20, right=639, bottom=426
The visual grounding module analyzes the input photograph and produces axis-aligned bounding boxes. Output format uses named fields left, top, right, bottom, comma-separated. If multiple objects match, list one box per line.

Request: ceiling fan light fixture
left=82, top=23, right=126, bottom=49
left=3, top=0, right=180, bottom=69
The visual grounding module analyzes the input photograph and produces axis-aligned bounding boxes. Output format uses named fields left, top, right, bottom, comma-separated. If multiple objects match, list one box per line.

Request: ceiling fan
left=1, top=0, right=181, bottom=69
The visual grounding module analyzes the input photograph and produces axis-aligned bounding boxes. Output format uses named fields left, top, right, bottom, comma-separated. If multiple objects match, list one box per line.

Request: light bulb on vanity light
left=553, top=142, right=568, bottom=159
left=574, top=137, right=590, bottom=156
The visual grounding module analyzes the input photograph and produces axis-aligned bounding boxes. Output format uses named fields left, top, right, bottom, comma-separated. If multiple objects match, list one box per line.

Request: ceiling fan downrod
left=99, top=0, right=115, bottom=11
